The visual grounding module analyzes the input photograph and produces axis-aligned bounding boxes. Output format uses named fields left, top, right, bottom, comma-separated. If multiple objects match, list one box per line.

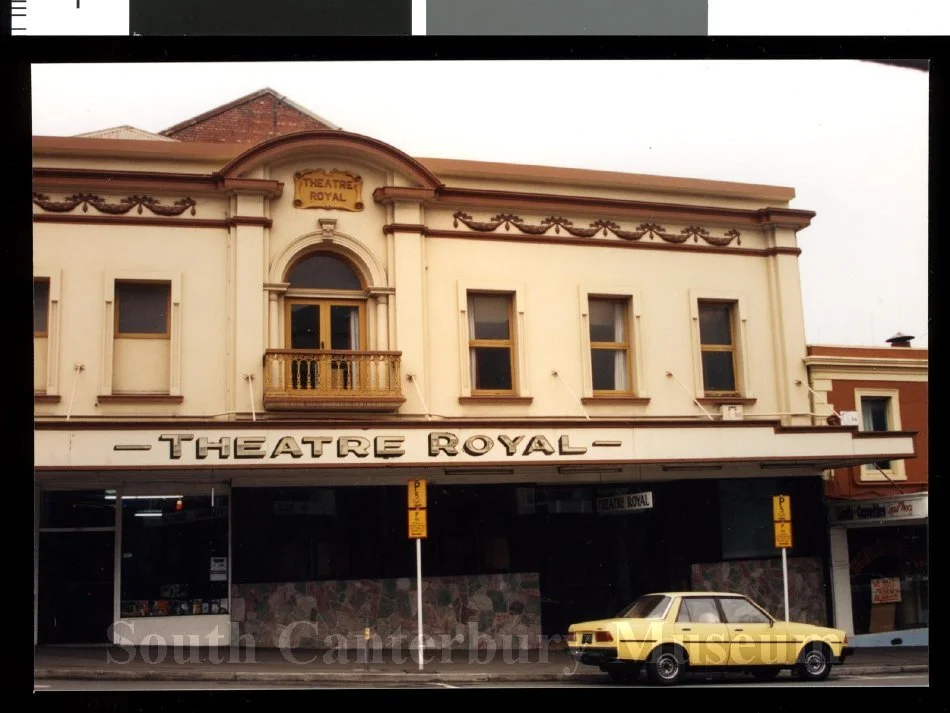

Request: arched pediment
left=216, top=130, right=444, bottom=190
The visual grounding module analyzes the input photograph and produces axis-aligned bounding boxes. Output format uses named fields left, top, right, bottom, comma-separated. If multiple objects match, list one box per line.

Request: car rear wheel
left=750, top=667, right=782, bottom=681
left=795, top=644, right=831, bottom=682
left=605, top=664, right=641, bottom=684
left=646, top=646, right=687, bottom=686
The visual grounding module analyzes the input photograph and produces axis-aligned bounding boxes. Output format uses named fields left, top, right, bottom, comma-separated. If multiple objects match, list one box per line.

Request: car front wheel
left=647, top=647, right=687, bottom=686
left=796, top=644, right=831, bottom=682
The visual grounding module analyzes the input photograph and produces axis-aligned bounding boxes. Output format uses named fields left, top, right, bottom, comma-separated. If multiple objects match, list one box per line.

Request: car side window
left=676, top=600, right=691, bottom=622
left=719, top=597, right=771, bottom=624
left=678, top=598, right=720, bottom=624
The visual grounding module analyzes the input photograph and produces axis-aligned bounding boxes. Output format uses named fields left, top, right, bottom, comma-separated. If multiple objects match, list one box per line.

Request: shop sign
left=596, top=491, right=653, bottom=515
left=293, top=169, right=363, bottom=211
left=871, top=577, right=902, bottom=604
left=830, top=495, right=927, bottom=524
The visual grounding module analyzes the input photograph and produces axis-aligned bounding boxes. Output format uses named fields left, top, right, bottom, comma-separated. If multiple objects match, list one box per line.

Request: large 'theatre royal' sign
left=34, top=429, right=629, bottom=468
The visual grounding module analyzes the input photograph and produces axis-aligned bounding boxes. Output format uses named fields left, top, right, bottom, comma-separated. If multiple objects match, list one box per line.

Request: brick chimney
left=885, top=332, right=915, bottom=347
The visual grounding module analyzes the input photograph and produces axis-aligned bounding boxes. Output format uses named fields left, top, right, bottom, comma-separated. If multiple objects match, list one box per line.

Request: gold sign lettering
left=293, top=169, right=364, bottom=211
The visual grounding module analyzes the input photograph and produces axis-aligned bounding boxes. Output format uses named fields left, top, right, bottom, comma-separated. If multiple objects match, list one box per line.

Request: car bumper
left=568, top=646, right=620, bottom=666
left=834, top=646, right=855, bottom=664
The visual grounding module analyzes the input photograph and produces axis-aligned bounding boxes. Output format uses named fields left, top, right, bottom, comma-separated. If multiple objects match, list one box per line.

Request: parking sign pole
left=773, top=495, right=792, bottom=622
left=782, top=547, right=789, bottom=622
left=416, top=537, right=423, bottom=670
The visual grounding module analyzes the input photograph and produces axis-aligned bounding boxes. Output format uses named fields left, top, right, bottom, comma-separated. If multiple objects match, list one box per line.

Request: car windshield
left=616, top=595, right=671, bottom=619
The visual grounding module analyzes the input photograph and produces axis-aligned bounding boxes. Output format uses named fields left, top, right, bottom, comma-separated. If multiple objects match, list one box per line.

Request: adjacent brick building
left=805, top=336, right=928, bottom=645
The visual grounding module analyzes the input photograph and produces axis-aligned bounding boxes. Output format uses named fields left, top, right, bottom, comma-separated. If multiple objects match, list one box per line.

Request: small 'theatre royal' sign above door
left=293, top=169, right=364, bottom=211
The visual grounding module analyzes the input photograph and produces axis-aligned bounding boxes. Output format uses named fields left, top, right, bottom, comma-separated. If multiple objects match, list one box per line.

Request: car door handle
left=733, top=628, right=744, bottom=631
left=681, top=627, right=691, bottom=631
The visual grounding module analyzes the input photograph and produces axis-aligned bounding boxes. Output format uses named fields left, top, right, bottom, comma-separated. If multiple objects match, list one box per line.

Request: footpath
left=34, top=645, right=929, bottom=685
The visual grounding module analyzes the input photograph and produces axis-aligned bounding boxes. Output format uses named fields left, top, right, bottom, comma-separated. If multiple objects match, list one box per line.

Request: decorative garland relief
left=452, top=211, right=740, bottom=247
left=32, top=192, right=197, bottom=217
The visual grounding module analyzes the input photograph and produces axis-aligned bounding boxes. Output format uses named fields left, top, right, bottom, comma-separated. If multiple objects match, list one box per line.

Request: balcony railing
left=262, top=349, right=405, bottom=412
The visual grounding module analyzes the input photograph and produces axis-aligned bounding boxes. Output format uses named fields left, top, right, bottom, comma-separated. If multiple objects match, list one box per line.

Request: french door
left=286, top=299, right=364, bottom=390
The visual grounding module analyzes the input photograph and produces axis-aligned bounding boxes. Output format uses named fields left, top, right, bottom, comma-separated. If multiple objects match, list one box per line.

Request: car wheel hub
left=658, top=654, right=678, bottom=678
left=804, top=652, right=826, bottom=674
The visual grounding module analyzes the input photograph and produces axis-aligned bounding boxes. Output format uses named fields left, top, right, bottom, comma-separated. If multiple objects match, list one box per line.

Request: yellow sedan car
left=567, top=592, right=853, bottom=685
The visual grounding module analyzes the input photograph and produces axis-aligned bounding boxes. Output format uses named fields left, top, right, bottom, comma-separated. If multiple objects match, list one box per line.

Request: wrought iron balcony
left=262, top=349, right=405, bottom=412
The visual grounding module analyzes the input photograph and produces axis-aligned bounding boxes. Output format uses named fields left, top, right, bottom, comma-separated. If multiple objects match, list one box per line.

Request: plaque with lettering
left=293, top=169, right=364, bottom=211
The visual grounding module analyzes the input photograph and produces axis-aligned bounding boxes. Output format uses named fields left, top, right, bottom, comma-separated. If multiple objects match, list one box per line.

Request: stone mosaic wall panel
left=232, top=572, right=542, bottom=649
left=691, top=557, right=828, bottom=626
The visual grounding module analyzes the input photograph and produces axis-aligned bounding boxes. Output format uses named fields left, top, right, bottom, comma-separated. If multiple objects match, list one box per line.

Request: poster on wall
left=871, top=577, right=902, bottom=604
left=210, top=556, right=228, bottom=582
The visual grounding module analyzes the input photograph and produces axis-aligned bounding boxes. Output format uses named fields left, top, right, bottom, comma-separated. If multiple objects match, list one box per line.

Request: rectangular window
left=589, top=297, right=631, bottom=392
left=115, top=281, right=170, bottom=337
left=34, top=278, right=50, bottom=336
left=119, top=494, right=229, bottom=619
left=468, top=292, right=514, bottom=393
left=698, top=301, right=738, bottom=394
left=861, top=396, right=892, bottom=470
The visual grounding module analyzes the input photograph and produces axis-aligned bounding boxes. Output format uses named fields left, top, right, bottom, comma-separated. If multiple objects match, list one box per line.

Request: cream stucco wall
left=33, top=135, right=814, bottom=424
left=420, top=235, right=792, bottom=418
left=33, top=220, right=230, bottom=418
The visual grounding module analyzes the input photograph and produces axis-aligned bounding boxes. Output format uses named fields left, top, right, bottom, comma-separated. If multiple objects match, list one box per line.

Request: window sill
left=697, top=396, right=757, bottom=406
left=582, top=396, right=651, bottom=405
left=34, top=393, right=61, bottom=404
left=97, top=394, right=184, bottom=404
left=459, top=396, right=533, bottom=405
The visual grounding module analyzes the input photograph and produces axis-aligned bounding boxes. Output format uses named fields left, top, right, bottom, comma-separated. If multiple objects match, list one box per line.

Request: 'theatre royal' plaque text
left=293, top=169, right=364, bottom=211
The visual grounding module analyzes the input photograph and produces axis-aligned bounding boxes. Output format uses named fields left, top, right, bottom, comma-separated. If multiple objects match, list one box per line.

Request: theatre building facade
left=32, top=90, right=916, bottom=648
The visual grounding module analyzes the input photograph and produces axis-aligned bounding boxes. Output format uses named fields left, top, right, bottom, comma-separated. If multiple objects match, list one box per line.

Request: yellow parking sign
left=774, top=521, right=793, bottom=549
left=772, top=494, right=792, bottom=522
left=408, top=479, right=427, bottom=509
left=409, top=508, right=428, bottom=539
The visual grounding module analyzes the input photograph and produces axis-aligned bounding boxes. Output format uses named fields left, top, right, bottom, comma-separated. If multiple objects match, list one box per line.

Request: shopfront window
left=120, top=494, right=229, bottom=618
left=847, top=524, right=928, bottom=635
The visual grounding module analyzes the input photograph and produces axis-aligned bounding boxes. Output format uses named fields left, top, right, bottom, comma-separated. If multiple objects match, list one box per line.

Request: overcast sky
left=31, top=60, right=928, bottom=348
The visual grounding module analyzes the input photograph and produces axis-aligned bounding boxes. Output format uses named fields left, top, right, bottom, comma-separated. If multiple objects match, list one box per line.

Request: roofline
left=33, top=135, right=801, bottom=205
left=417, top=157, right=796, bottom=203
left=33, top=135, right=241, bottom=163
left=807, top=343, right=928, bottom=352
left=158, top=87, right=341, bottom=136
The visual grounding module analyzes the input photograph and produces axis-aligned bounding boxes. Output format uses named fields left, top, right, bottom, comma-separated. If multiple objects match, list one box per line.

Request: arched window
left=283, top=252, right=367, bottom=391
left=287, top=254, right=363, bottom=291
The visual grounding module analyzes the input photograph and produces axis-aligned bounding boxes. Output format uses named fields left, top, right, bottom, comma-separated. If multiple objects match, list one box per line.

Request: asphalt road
left=34, top=673, right=928, bottom=690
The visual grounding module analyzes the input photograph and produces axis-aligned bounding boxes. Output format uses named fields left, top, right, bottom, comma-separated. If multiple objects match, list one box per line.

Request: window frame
left=698, top=300, right=739, bottom=396
left=33, top=268, right=61, bottom=398
left=457, top=282, right=530, bottom=401
left=578, top=286, right=646, bottom=400
left=467, top=291, right=517, bottom=395
left=102, top=270, right=182, bottom=398
left=689, top=290, right=753, bottom=400
left=34, top=277, right=50, bottom=337
left=113, top=279, right=172, bottom=339
left=587, top=295, right=634, bottom=395
left=855, top=388, right=906, bottom=481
